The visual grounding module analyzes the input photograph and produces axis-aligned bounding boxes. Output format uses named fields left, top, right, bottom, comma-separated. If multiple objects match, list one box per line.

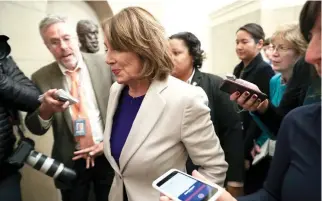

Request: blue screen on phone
left=158, top=171, right=218, bottom=201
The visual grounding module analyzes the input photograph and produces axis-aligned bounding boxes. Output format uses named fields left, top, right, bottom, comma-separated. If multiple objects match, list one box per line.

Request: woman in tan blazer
left=75, top=6, right=228, bottom=201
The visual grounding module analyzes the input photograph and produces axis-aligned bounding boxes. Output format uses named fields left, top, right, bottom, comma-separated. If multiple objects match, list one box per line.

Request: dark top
left=238, top=103, right=321, bottom=201
left=233, top=53, right=275, bottom=158
left=254, top=57, right=319, bottom=135
left=186, top=68, right=244, bottom=183
left=110, top=86, right=144, bottom=165
left=0, top=56, right=41, bottom=181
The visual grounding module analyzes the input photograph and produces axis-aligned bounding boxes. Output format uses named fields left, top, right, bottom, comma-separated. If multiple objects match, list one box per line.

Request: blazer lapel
left=83, top=54, right=110, bottom=124
left=191, top=68, right=202, bottom=86
left=104, top=83, right=124, bottom=176
left=119, top=79, right=168, bottom=172
left=50, top=63, right=73, bottom=134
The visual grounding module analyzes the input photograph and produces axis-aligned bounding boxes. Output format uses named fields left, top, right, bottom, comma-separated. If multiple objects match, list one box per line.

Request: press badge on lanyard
left=74, top=119, right=86, bottom=136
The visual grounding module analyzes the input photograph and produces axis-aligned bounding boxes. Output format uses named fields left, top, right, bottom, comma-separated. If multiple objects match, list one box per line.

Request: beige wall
left=209, top=0, right=305, bottom=77
left=211, top=9, right=261, bottom=76
left=0, top=1, right=112, bottom=201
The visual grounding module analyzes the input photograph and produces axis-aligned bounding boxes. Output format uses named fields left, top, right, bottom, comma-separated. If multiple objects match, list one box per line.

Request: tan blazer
left=25, top=53, right=114, bottom=188
left=103, top=76, right=228, bottom=201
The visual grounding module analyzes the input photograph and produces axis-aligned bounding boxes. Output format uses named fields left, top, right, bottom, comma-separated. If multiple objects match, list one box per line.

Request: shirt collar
left=186, top=68, right=196, bottom=84
left=234, top=53, right=264, bottom=78
left=58, top=56, right=85, bottom=75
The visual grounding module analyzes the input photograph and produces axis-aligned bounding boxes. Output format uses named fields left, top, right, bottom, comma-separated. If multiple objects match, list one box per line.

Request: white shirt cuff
left=227, top=181, right=244, bottom=187
left=38, top=115, right=52, bottom=129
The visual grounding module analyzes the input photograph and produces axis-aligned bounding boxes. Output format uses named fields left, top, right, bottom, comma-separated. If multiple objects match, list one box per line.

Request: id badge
left=74, top=119, right=86, bottom=136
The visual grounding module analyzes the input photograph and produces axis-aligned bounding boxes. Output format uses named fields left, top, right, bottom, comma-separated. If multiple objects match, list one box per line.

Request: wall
left=209, top=0, right=306, bottom=76
left=211, top=8, right=261, bottom=76
left=108, top=0, right=238, bottom=73
left=0, top=1, right=112, bottom=201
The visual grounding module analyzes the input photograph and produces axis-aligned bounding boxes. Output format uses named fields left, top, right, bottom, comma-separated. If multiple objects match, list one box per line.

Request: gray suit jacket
left=25, top=53, right=113, bottom=188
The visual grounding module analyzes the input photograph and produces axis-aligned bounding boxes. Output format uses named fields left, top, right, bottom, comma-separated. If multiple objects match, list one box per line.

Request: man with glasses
left=25, top=15, right=114, bottom=201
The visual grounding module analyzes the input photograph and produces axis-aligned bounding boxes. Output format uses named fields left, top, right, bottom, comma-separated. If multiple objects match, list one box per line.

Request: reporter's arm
left=253, top=58, right=313, bottom=135
left=0, top=56, right=41, bottom=112
left=25, top=108, right=51, bottom=135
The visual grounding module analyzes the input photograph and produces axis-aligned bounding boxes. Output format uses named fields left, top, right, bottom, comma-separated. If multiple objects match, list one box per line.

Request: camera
left=0, top=35, right=11, bottom=60
left=7, top=120, right=77, bottom=184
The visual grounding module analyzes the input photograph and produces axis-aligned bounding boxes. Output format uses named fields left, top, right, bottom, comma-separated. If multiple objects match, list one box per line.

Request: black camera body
left=0, top=35, right=11, bottom=60
left=8, top=137, right=77, bottom=184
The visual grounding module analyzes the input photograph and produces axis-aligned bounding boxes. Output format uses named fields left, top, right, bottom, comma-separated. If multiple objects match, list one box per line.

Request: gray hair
left=39, top=15, right=68, bottom=38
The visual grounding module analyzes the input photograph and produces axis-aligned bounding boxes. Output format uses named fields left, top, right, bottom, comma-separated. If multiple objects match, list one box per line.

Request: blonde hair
left=271, top=24, right=307, bottom=56
left=102, top=7, right=173, bottom=81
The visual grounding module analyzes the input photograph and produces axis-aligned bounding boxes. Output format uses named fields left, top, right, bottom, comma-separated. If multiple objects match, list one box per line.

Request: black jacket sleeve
left=210, top=75, right=244, bottom=183
left=0, top=56, right=41, bottom=112
left=244, top=65, right=274, bottom=157
left=254, top=57, right=313, bottom=135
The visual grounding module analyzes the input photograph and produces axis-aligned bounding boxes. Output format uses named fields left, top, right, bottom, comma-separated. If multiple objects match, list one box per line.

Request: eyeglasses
left=269, top=45, right=293, bottom=53
left=47, top=37, right=75, bottom=48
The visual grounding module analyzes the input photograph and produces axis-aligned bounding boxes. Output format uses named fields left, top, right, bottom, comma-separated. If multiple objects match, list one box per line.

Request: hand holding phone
left=219, top=76, right=268, bottom=101
left=219, top=75, right=269, bottom=113
left=153, top=169, right=223, bottom=201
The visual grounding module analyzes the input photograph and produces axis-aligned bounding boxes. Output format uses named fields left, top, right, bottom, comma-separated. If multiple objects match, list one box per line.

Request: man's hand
left=39, top=89, right=69, bottom=119
left=72, top=142, right=104, bottom=169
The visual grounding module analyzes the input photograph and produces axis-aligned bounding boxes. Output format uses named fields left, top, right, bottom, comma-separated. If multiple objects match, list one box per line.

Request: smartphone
left=152, top=169, right=222, bottom=201
left=219, top=78, right=268, bottom=101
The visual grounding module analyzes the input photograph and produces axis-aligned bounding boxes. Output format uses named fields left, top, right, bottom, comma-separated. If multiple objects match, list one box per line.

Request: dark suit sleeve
left=237, top=107, right=294, bottom=201
left=254, top=66, right=275, bottom=95
left=254, top=58, right=311, bottom=135
left=211, top=76, right=244, bottom=183
left=25, top=108, right=50, bottom=135
left=0, top=56, right=41, bottom=112
left=244, top=66, right=274, bottom=158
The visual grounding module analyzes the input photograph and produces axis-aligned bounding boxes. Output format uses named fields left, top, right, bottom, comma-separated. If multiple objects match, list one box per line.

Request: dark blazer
left=255, top=57, right=319, bottom=135
left=237, top=103, right=321, bottom=201
left=233, top=53, right=275, bottom=159
left=25, top=53, right=114, bottom=189
left=186, top=68, right=244, bottom=183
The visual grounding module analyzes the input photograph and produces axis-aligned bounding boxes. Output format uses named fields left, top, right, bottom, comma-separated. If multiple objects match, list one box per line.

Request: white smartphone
left=152, top=169, right=222, bottom=201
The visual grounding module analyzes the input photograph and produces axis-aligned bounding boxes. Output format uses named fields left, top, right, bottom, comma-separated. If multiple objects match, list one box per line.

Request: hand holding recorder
left=219, top=75, right=269, bottom=113
left=38, top=89, right=78, bottom=120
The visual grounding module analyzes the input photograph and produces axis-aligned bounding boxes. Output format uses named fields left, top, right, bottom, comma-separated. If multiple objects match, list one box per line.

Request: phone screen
left=157, top=171, right=218, bottom=201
